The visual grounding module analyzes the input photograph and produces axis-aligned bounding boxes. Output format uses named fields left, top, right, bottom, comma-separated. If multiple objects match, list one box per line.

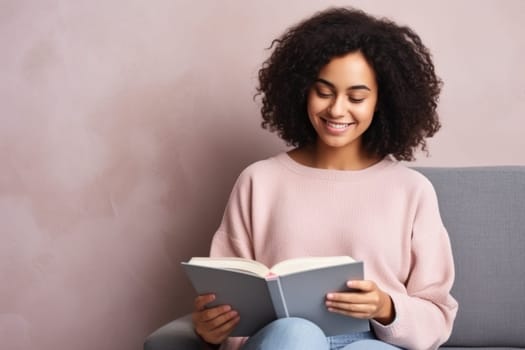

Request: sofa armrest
left=144, top=314, right=201, bottom=350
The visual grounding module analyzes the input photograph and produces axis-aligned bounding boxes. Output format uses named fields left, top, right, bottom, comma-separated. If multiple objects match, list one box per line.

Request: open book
left=182, top=256, right=369, bottom=337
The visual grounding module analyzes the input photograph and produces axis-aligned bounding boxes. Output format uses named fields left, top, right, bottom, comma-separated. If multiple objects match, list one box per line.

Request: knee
left=243, top=317, right=328, bottom=350
left=343, top=339, right=402, bottom=350
left=267, top=317, right=325, bottom=338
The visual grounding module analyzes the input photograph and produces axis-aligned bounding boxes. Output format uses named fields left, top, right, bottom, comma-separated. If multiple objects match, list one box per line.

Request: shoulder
left=233, top=153, right=288, bottom=187
left=385, top=160, right=438, bottom=197
left=382, top=161, right=443, bottom=221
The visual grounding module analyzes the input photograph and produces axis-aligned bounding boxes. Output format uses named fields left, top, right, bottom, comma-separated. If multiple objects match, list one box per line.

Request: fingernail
left=327, top=293, right=333, bottom=299
left=347, top=281, right=354, bottom=287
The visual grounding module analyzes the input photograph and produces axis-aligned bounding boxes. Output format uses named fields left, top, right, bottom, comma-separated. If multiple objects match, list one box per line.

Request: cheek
left=306, top=97, right=317, bottom=119
left=353, top=102, right=376, bottom=122
left=307, top=96, right=328, bottom=117
left=307, top=105, right=318, bottom=127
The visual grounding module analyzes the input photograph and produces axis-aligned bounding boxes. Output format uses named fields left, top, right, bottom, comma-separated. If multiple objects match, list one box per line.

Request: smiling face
left=307, top=51, right=378, bottom=156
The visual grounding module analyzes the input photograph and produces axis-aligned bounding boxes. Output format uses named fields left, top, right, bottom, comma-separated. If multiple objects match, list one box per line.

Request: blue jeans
left=241, top=318, right=402, bottom=350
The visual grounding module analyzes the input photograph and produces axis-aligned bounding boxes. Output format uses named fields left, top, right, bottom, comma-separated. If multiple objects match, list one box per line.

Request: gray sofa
left=144, top=166, right=525, bottom=349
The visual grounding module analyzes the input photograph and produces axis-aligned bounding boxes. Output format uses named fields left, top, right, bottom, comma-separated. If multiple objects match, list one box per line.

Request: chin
left=319, top=139, right=355, bottom=149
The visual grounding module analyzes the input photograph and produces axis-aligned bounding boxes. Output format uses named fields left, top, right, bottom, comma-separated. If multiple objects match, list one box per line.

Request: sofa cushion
left=144, top=314, right=201, bottom=350
left=416, top=167, right=525, bottom=348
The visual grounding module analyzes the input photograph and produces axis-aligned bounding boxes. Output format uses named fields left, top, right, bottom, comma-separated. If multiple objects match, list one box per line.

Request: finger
left=194, top=294, right=216, bottom=311
left=326, top=301, right=375, bottom=314
left=209, top=313, right=241, bottom=339
left=326, top=291, right=371, bottom=304
left=205, top=316, right=240, bottom=344
left=347, top=280, right=376, bottom=292
left=204, top=309, right=237, bottom=328
left=196, top=311, right=239, bottom=343
left=328, top=291, right=382, bottom=305
left=327, top=293, right=384, bottom=314
left=199, top=305, right=232, bottom=322
left=327, top=306, right=372, bottom=319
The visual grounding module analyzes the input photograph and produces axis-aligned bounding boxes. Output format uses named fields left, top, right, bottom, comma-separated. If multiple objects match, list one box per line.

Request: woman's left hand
left=325, top=280, right=395, bottom=325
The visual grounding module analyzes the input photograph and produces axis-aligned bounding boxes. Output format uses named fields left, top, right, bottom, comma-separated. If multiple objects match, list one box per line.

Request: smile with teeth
left=321, top=117, right=355, bottom=129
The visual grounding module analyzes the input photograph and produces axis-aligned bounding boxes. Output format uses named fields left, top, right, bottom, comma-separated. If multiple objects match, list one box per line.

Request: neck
left=291, top=142, right=382, bottom=171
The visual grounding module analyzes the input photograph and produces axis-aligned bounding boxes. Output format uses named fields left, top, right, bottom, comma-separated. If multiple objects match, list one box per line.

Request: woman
left=192, top=7, right=458, bottom=350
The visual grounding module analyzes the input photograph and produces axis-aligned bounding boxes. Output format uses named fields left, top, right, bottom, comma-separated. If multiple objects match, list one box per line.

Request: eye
left=349, top=97, right=365, bottom=103
left=315, top=87, right=333, bottom=98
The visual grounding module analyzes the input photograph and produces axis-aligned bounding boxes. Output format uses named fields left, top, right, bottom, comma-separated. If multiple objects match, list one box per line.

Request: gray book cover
left=277, top=262, right=370, bottom=336
left=182, top=264, right=277, bottom=336
left=182, top=260, right=369, bottom=337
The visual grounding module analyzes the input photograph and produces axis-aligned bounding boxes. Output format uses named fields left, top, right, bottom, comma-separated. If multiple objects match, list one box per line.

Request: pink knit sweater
left=210, top=153, right=458, bottom=350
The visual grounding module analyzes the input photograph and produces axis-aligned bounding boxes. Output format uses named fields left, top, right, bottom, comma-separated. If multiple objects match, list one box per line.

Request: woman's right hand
left=192, top=294, right=240, bottom=345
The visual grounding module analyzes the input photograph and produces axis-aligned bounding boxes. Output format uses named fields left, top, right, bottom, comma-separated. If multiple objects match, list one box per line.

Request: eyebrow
left=315, top=78, right=371, bottom=91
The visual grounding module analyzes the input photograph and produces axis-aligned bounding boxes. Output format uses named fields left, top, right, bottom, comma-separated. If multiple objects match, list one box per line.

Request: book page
left=187, top=257, right=270, bottom=277
left=271, top=256, right=356, bottom=276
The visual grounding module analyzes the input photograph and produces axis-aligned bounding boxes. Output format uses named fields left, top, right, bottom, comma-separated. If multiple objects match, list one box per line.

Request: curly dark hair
left=257, top=7, right=442, bottom=161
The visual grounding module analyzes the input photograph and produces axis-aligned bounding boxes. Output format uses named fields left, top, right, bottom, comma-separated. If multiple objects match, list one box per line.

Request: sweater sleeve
left=209, top=170, right=255, bottom=260
left=208, top=172, right=254, bottom=350
left=371, top=178, right=458, bottom=350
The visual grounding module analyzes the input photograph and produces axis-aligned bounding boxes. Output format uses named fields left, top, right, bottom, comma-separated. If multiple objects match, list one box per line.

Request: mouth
left=321, top=117, right=355, bottom=130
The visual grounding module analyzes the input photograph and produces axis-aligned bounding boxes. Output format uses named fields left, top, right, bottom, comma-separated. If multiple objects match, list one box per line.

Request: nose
left=329, top=95, right=349, bottom=119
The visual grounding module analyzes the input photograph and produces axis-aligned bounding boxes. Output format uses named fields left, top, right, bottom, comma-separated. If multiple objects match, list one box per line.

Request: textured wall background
left=1, top=1, right=524, bottom=349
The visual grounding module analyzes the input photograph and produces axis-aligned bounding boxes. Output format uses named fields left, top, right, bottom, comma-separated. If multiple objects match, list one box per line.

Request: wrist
left=202, top=342, right=221, bottom=350
left=199, top=337, right=221, bottom=350
left=194, top=329, right=221, bottom=349
left=374, top=292, right=395, bottom=325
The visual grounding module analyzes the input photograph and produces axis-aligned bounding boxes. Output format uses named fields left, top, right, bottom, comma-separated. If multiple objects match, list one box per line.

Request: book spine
left=266, top=276, right=289, bottom=318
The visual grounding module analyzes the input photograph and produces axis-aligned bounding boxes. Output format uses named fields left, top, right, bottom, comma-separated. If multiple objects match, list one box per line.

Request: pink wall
left=1, top=1, right=524, bottom=349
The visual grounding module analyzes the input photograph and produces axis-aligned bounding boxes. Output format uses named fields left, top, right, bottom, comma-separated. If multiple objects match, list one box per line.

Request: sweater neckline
left=275, top=152, right=395, bottom=181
